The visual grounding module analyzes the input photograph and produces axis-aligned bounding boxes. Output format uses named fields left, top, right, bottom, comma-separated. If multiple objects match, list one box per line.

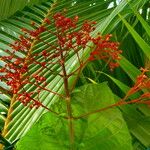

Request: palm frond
left=0, top=0, right=50, bottom=21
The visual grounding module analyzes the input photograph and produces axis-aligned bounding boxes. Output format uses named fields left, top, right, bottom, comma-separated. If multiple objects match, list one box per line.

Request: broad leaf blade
left=16, top=83, right=133, bottom=150
left=72, top=83, right=133, bottom=150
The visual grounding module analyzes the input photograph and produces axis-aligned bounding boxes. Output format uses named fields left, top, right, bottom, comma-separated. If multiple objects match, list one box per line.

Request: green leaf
left=100, top=74, right=150, bottom=147
left=0, top=134, right=11, bottom=147
left=16, top=82, right=133, bottom=150
left=72, top=82, right=133, bottom=150
left=119, top=14, right=150, bottom=60
left=134, top=10, right=150, bottom=38
left=119, top=55, right=141, bottom=82
left=0, top=0, right=49, bottom=21
left=15, top=112, right=70, bottom=150
left=124, top=111, right=150, bottom=147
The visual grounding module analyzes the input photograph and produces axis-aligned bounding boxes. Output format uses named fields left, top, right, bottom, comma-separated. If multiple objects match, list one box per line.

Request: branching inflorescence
left=0, top=11, right=122, bottom=109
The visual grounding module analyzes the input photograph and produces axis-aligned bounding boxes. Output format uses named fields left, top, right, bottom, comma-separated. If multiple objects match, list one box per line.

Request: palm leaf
left=119, top=14, right=150, bottom=60
left=0, top=0, right=49, bottom=21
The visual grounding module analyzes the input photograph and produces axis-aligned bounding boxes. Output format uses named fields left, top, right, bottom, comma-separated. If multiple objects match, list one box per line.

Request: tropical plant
left=0, top=0, right=150, bottom=150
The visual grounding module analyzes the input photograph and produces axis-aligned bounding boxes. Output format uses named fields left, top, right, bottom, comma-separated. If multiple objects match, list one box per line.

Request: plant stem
left=66, top=97, right=74, bottom=150
left=59, top=46, right=74, bottom=150
left=63, top=66, right=74, bottom=150
left=73, top=99, right=143, bottom=120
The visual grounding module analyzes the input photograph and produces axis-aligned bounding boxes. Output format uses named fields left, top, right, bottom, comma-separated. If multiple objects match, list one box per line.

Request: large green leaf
left=101, top=73, right=150, bottom=147
left=16, top=82, right=133, bottom=150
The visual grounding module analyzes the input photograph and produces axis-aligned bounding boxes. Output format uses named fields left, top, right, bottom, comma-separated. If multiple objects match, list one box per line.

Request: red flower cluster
left=0, top=22, right=47, bottom=108
left=0, top=11, right=122, bottom=109
left=126, top=68, right=150, bottom=96
left=122, top=68, right=150, bottom=106
left=89, top=34, right=122, bottom=71
left=22, top=25, right=46, bottom=38
left=53, top=12, right=78, bottom=31
left=0, top=52, right=28, bottom=94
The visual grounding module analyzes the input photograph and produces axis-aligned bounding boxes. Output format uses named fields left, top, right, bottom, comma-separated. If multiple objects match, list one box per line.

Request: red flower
left=89, top=34, right=122, bottom=71
left=44, top=18, right=51, bottom=24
